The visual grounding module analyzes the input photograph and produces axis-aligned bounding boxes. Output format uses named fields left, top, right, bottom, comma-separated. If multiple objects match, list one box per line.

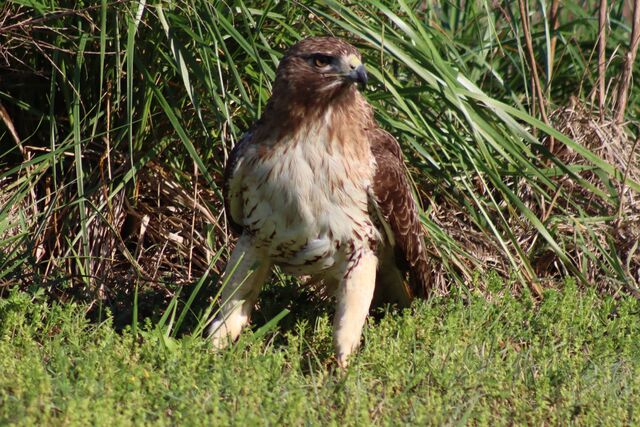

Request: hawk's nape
left=208, top=36, right=431, bottom=367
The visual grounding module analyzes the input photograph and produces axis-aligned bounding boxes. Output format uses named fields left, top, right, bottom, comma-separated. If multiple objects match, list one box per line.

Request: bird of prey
left=208, top=36, right=430, bottom=367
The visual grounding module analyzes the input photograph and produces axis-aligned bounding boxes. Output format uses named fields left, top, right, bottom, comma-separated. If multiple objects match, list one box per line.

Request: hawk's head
left=273, top=37, right=368, bottom=105
left=255, top=37, right=372, bottom=141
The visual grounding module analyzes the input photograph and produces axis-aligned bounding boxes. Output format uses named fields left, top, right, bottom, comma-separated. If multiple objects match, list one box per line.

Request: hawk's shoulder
left=368, top=127, right=431, bottom=298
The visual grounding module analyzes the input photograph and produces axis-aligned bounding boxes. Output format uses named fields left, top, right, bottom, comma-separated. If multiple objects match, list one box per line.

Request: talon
left=337, top=353, right=351, bottom=369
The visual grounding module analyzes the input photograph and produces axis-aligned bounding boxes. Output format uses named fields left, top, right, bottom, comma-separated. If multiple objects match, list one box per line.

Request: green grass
left=2, top=278, right=639, bottom=425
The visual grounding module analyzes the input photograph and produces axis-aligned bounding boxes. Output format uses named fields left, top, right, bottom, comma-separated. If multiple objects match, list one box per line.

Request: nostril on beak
left=345, top=64, right=368, bottom=87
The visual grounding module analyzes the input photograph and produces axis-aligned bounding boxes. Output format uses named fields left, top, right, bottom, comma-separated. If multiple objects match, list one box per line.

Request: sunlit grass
left=1, top=279, right=639, bottom=425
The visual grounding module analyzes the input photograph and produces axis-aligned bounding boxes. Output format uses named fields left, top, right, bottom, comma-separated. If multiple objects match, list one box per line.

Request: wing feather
left=368, top=128, right=431, bottom=298
left=223, top=133, right=251, bottom=235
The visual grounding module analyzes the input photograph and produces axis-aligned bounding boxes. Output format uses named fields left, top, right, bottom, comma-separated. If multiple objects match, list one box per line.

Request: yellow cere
left=346, top=54, right=362, bottom=68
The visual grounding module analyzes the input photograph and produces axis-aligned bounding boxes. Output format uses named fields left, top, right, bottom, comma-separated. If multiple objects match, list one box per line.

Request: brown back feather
left=369, top=128, right=431, bottom=298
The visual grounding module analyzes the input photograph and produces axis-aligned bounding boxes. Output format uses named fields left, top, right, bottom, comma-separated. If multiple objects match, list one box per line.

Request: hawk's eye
left=312, top=55, right=331, bottom=68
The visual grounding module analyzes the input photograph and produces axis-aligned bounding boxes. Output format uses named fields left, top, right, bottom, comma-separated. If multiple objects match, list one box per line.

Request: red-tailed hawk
left=208, top=37, right=430, bottom=367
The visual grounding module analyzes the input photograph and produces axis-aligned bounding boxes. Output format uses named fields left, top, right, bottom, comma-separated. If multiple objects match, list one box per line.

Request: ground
left=1, top=277, right=638, bottom=425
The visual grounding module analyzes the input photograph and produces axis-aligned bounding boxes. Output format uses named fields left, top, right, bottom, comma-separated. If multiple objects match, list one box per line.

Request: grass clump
left=1, top=280, right=638, bottom=425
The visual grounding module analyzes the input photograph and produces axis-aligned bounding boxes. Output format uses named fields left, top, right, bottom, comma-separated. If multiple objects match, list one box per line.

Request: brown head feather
left=253, top=37, right=366, bottom=142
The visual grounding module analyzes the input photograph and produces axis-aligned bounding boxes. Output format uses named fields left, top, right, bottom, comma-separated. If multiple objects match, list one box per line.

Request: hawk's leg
left=208, top=235, right=271, bottom=349
left=333, top=249, right=378, bottom=368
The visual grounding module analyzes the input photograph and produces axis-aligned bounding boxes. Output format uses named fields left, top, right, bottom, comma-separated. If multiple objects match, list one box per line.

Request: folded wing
left=368, top=128, right=431, bottom=300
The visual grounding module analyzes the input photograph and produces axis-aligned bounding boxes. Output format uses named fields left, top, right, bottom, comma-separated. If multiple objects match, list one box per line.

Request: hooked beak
left=343, top=54, right=368, bottom=87
left=347, top=64, right=368, bottom=86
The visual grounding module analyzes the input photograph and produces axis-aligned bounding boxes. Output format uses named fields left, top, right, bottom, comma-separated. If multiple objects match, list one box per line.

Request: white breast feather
left=229, top=108, right=379, bottom=277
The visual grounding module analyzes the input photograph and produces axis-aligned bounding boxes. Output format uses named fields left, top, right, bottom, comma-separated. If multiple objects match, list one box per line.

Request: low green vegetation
left=2, top=279, right=638, bottom=425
